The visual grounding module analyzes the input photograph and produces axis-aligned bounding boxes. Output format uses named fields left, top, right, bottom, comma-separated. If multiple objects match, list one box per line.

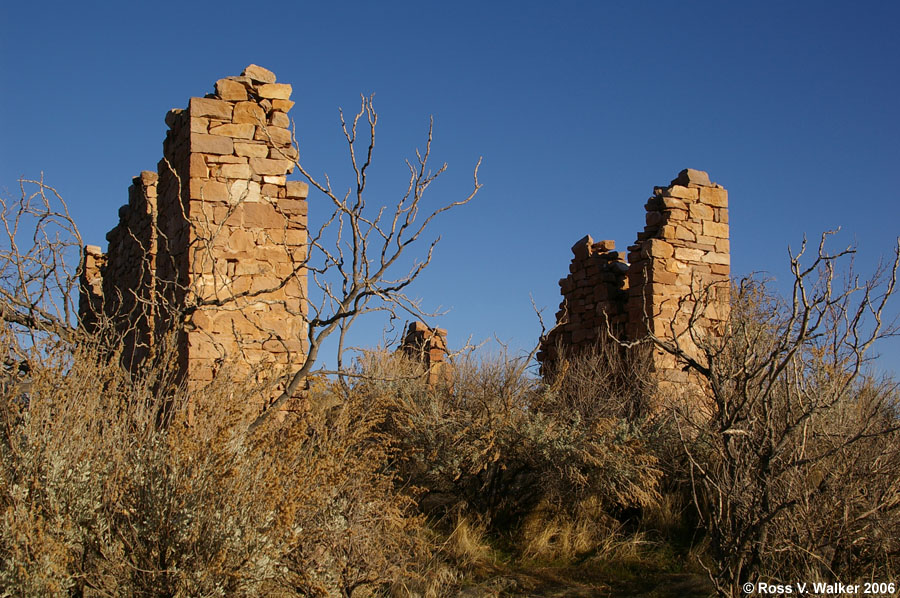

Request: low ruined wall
left=400, top=322, right=449, bottom=385
left=539, top=168, right=730, bottom=404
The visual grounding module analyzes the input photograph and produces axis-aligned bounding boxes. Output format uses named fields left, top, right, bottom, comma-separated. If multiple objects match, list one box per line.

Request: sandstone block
left=269, top=111, right=290, bottom=128
left=258, top=83, right=292, bottom=100
left=285, top=180, right=309, bottom=199
left=249, top=157, right=293, bottom=175
left=233, top=102, right=267, bottom=125
left=715, top=238, right=729, bottom=253
left=242, top=64, right=277, bottom=83
left=671, top=168, right=712, bottom=187
left=673, top=225, right=695, bottom=241
left=191, top=133, right=233, bottom=155
left=190, top=117, right=209, bottom=133
left=229, top=180, right=261, bottom=203
left=261, top=184, right=281, bottom=198
left=190, top=179, right=229, bottom=202
left=272, top=99, right=295, bottom=112
left=243, top=202, right=283, bottom=228
left=256, top=126, right=292, bottom=146
left=285, top=229, right=307, bottom=246
left=665, top=185, right=699, bottom=200
left=689, top=202, right=714, bottom=220
left=661, top=196, right=687, bottom=209
left=226, top=229, right=254, bottom=252
left=571, top=234, right=593, bottom=259
left=189, top=154, right=209, bottom=178
left=219, top=163, right=253, bottom=179
left=216, top=78, right=248, bottom=101
left=701, top=252, right=730, bottom=265
left=702, top=220, right=729, bottom=238
left=206, top=155, right=245, bottom=163
left=674, top=247, right=704, bottom=262
left=263, top=175, right=286, bottom=185
left=699, top=187, right=728, bottom=207
left=190, top=97, right=233, bottom=120
left=278, top=199, right=308, bottom=217
left=644, top=238, right=674, bottom=258
left=234, top=142, right=269, bottom=158
left=272, top=145, right=299, bottom=160
left=208, top=123, right=255, bottom=139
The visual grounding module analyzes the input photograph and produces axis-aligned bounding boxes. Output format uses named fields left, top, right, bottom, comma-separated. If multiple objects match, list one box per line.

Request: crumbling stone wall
left=81, top=65, right=308, bottom=390
left=539, top=168, right=729, bottom=403
left=399, top=322, right=449, bottom=385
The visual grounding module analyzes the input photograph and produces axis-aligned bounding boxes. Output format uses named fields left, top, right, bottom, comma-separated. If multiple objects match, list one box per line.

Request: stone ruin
left=80, top=65, right=308, bottom=390
left=78, top=64, right=730, bottom=409
left=399, top=322, right=450, bottom=385
left=538, top=168, right=730, bottom=405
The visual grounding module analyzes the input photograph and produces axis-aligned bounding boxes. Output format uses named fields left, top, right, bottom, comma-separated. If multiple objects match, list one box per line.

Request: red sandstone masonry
left=538, top=168, right=729, bottom=404
left=80, top=65, right=308, bottom=391
left=400, top=322, right=450, bottom=386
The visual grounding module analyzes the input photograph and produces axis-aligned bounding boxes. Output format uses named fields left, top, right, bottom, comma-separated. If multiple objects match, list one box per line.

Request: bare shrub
left=0, top=326, right=430, bottom=597
left=365, top=347, right=662, bottom=562
left=651, top=234, right=900, bottom=596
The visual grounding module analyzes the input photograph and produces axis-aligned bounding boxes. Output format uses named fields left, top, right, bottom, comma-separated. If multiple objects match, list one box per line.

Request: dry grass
left=0, top=330, right=430, bottom=597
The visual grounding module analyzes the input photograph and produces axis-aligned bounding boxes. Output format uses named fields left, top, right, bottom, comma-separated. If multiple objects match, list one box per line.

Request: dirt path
left=457, top=565, right=713, bottom=597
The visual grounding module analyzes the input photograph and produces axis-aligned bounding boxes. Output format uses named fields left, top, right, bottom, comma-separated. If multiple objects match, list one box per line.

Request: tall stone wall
left=538, top=168, right=729, bottom=404
left=80, top=65, right=308, bottom=391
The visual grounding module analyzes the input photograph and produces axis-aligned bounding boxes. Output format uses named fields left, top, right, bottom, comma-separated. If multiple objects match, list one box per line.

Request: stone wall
left=80, top=65, right=308, bottom=391
left=399, top=322, right=449, bottom=385
left=538, top=168, right=730, bottom=403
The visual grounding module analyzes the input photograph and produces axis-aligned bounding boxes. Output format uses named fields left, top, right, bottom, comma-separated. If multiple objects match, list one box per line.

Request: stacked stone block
left=536, top=236, right=629, bottom=369
left=78, top=245, right=106, bottom=331
left=626, top=168, right=729, bottom=395
left=400, top=322, right=449, bottom=385
left=539, top=169, right=729, bottom=404
left=99, top=171, right=159, bottom=368
left=81, top=65, right=308, bottom=392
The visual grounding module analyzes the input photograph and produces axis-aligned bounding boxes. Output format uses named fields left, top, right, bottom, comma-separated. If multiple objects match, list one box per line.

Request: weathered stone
left=242, top=64, right=277, bottom=84
left=219, top=163, right=253, bottom=179
left=216, top=78, right=248, bottom=101
left=191, top=133, right=234, bottom=155
left=255, top=126, right=292, bottom=146
left=190, top=97, right=233, bottom=120
left=258, top=83, right=292, bottom=100
left=665, top=185, right=699, bottom=200
left=234, top=142, right=269, bottom=158
left=278, top=199, right=308, bottom=216
left=703, top=220, right=729, bottom=238
left=208, top=123, right=255, bottom=139
left=249, top=157, right=292, bottom=175
left=243, top=202, right=283, bottom=228
left=272, top=99, right=295, bottom=112
left=285, top=180, right=309, bottom=199
left=699, top=187, right=728, bottom=207
left=671, top=168, right=712, bottom=187
left=190, top=179, right=229, bottom=201
left=232, top=102, right=267, bottom=125
left=269, top=111, right=290, bottom=128
left=229, top=180, right=261, bottom=203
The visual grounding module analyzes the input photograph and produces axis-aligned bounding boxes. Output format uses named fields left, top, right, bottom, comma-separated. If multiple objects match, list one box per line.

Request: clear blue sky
left=2, top=1, right=898, bottom=373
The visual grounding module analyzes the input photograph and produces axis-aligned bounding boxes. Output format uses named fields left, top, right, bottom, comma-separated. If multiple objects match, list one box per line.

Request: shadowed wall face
left=80, top=65, right=309, bottom=390
left=539, top=169, right=729, bottom=404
